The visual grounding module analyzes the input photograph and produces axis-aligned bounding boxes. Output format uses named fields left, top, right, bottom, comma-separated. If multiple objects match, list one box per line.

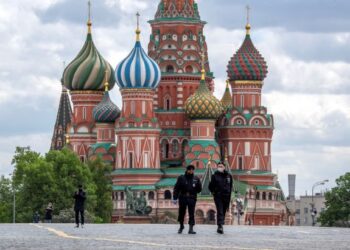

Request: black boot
left=217, top=224, right=223, bottom=234
left=188, top=225, right=196, bottom=234
left=178, top=224, right=184, bottom=234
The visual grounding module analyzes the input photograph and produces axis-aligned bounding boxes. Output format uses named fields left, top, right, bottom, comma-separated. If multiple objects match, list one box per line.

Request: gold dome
left=185, top=80, right=223, bottom=120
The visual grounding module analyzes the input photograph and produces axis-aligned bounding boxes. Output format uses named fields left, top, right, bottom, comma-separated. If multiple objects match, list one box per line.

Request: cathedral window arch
left=181, top=139, right=189, bottom=157
left=262, top=192, right=267, bottom=200
left=256, top=192, right=260, bottom=200
left=172, top=139, right=179, bottom=157
left=148, top=191, right=155, bottom=200
left=268, top=192, right=273, bottom=200
left=128, top=152, right=134, bottom=169
left=164, top=190, right=172, bottom=200
left=161, top=139, right=169, bottom=159
left=164, top=95, right=171, bottom=110
left=237, top=155, right=244, bottom=170
left=166, top=65, right=175, bottom=73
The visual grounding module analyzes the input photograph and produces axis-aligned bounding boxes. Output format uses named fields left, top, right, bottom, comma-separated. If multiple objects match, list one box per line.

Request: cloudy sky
left=0, top=0, right=349, bottom=197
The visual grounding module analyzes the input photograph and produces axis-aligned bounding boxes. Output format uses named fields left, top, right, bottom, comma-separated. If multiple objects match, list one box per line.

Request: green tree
left=0, top=176, right=13, bottom=222
left=10, top=146, right=117, bottom=223
left=87, top=157, right=113, bottom=223
left=319, top=172, right=350, bottom=227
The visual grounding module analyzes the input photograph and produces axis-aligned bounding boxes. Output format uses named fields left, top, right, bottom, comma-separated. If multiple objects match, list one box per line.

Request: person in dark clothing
left=208, top=162, right=233, bottom=234
left=44, top=202, right=53, bottom=223
left=173, top=165, right=202, bottom=234
left=73, top=184, right=86, bottom=228
left=33, top=211, right=40, bottom=223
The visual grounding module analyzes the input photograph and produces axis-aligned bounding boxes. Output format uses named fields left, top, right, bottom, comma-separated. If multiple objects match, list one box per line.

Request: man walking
left=73, top=184, right=86, bottom=228
left=173, top=165, right=202, bottom=234
left=209, top=162, right=233, bottom=234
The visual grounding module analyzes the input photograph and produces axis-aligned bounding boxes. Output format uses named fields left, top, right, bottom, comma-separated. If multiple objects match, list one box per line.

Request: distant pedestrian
left=73, top=184, right=86, bottom=228
left=173, top=165, right=202, bottom=234
left=33, top=211, right=40, bottom=223
left=44, top=202, right=53, bottom=223
left=209, top=162, right=233, bottom=234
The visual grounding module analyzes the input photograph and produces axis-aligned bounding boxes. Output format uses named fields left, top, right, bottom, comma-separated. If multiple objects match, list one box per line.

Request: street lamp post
left=311, top=179, right=328, bottom=226
left=9, top=171, right=16, bottom=224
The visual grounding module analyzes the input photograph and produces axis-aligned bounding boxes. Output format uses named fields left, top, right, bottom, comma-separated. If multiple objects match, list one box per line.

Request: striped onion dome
left=62, top=23, right=115, bottom=91
left=93, top=83, right=120, bottom=123
left=221, top=80, right=232, bottom=110
left=227, top=25, right=268, bottom=81
left=115, top=32, right=161, bottom=89
left=185, top=79, right=223, bottom=120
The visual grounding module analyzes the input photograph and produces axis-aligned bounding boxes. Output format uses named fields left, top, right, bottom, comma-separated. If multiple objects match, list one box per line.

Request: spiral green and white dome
left=62, top=22, right=115, bottom=91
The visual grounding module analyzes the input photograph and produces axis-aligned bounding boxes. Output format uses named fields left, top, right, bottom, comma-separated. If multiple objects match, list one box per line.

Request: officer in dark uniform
left=209, top=162, right=233, bottom=234
left=173, top=165, right=202, bottom=234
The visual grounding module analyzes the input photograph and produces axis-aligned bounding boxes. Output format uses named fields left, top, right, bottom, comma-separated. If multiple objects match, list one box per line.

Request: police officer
left=173, top=165, right=202, bottom=234
left=209, top=162, right=233, bottom=234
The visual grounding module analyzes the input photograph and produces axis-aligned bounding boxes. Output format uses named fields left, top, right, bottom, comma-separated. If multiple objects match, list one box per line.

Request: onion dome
left=185, top=58, right=223, bottom=119
left=62, top=13, right=115, bottom=91
left=115, top=13, right=161, bottom=89
left=93, top=79, right=120, bottom=123
left=227, top=23, right=268, bottom=81
left=221, top=80, right=232, bottom=110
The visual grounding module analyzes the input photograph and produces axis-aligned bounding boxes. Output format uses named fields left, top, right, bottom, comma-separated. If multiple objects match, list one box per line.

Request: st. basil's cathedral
left=51, top=0, right=286, bottom=225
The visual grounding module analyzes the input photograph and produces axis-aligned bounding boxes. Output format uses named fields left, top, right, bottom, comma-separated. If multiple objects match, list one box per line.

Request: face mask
left=218, top=167, right=225, bottom=172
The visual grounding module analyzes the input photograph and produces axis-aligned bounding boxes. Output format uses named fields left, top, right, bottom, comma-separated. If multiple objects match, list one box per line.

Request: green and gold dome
left=62, top=18, right=115, bottom=91
left=185, top=68, right=223, bottom=120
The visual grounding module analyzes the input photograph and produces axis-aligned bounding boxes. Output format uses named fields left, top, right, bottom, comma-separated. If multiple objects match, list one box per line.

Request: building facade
left=52, top=0, right=286, bottom=225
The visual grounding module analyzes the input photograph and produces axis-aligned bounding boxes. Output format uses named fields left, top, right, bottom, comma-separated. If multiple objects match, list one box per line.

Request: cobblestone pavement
left=0, top=224, right=349, bottom=250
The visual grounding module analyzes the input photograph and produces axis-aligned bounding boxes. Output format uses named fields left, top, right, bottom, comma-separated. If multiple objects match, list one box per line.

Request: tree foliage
left=0, top=176, right=13, bottom=223
left=319, top=172, right=350, bottom=227
left=6, top=147, right=113, bottom=223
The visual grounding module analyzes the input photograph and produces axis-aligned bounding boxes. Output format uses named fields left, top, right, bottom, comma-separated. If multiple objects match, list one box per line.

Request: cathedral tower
left=115, top=14, right=162, bottom=169
left=148, top=0, right=213, bottom=166
left=61, top=3, right=115, bottom=162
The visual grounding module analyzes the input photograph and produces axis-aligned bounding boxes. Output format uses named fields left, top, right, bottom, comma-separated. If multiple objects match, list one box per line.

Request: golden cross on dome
left=246, top=5, right=250, bottom=25
left=104, top=70, right=109, bottom=92
left=87, top=0, right=92, bottom=33
left=136, top=12, right=141, bottom=41
left=246, top=5, right=251, bottom=35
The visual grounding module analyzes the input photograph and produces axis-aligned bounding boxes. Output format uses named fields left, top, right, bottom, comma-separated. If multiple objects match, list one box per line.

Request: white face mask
left=217, top=166, right=225, bottom=172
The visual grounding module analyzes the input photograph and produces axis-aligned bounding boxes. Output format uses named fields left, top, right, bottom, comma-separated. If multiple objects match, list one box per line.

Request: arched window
left=238, top=155, right=243, bottom=170
left=148, top=191, right=155, bottom=200
left=164, top=190, right=172, bottom=200
left=166, top=65, right=174, bottom=73
left=120, top=192, right=124, bottom=200
left=161, top=140, right=169, bottom=159
left=268, top=192, right=273, bottom=200
left=128, top=152, right=133, bottom=168
left=164, top=96, right=171, bottom=111
left=172, top=140, right=179, bottom=155
left=256, top=192, right=260, bottom=200
left=262, top=192, right=266, bottom=200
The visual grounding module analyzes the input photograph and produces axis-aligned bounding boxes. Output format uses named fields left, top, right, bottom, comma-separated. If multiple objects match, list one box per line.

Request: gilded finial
left=136, top=12, right=141, bottom=41
left=246, top=5, right=251, bottom=35
left=200, top=49, right=206, bottom=81
left=87, top=0, right=92, bottom=33
left=65, top=134, right=70, bottom=144
left=104, top=70, right=109, bottom=92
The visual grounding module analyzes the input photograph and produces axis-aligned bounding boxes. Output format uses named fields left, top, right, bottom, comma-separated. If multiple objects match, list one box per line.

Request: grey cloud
left=199, top=0, right=350, bottom=33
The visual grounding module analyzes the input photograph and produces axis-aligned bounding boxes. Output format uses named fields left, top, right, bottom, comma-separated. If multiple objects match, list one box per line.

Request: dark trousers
left=178, top=197, right=196, bottom=225
left=214, top=195, right=231, bottom=225
left=75, top=209, right=84, bottom=225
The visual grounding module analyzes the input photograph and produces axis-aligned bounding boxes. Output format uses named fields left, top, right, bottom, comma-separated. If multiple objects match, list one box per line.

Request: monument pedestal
left=123, top=215, right=152, bottom=224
